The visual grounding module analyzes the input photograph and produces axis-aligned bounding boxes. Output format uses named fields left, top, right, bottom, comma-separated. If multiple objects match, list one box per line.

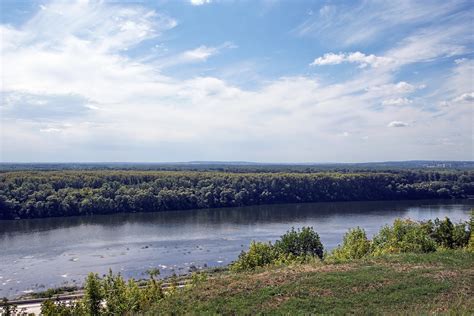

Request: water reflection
left=2, top=199, right=471, bottom=235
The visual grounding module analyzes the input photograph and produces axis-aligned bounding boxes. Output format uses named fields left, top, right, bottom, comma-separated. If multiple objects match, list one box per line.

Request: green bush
left=41, top=269, right=164, bottom=315
left=420, top=217, right=470, bottom=250
left=328, top=227, right=371, bottom=262
left=231, top=227, right=324, bottom=271
left=468, top=210, right=474, bottom=252
left=452, top=222, right=470, bottom=249
left=372, top=219, right=437, bottom=255
left=431, top=217, right=455, bottom=248
left=231, top=241, right=277, bottom=272
left=274, top=227, right=324, bottom=259
left=102, top=270, right=145, bottom=315
left=41, top=298, right=85, bottom=316
left=1, top=298, right=19, bottom=316
left=84, top=273, right=104, bottom=316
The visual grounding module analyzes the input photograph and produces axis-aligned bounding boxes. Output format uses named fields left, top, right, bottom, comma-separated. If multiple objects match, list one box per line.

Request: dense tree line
left=0, top=170, right=473, bottom=219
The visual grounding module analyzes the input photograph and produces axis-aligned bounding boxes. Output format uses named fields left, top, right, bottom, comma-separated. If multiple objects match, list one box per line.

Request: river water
left=0, top=199, right=472, bottom=298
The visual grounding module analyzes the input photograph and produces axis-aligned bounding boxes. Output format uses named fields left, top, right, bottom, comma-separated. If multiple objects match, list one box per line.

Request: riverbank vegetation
left=2, top=214, right=471, bottom=315
left=1, top=170, right=473, bottom=219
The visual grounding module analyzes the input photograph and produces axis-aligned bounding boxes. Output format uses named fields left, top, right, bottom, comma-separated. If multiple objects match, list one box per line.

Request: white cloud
left=367, top=82, right=417, bottom=95
left=155, top=42, right=235, bottom=68
left=182, top=46, right=218, bottom=61
left=382, top=98, right=412, bottom=106
left=310, top=52, right=392, bottom=68
left=385, top=23, right=469, bottom=65
left=294, top=1, right=468, bottom=46
left=190, top=0, right=212, bottom=6
left=387, top=121, right=409, bottom=128
left=0, top=0, right=472, bottom=162
left=310, top=53, right=345, bottom=66
left=453, top=92, right=474, bottom=103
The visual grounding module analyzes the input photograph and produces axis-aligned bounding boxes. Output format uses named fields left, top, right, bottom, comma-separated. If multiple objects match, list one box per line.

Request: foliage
left=274, top=226, right=324, bottom=259
left=41, top=298, right=85, bottom=316
left=333, top=215, right=472, bottom=261
left=432, top=217, right=455, bottom=248
left=83, top=273, right=103, bottom=316
left=231, top=241, right=277, bottom=272
left=327, top=227, right=371, bottom=262
left=30, top=285, right=78, bottom=299
left=372, top=219, right=437, bottom=255
left=41, top=269, right=165, bottom=316
left=190, top=272, right=208, bottom=288
left=468, top=210, right=474, bottom=252
left=231, top=227, right=323, bottom=271
left=0, top=169, right=472, bottom=219
left=0, top=298, right=18, bottom=316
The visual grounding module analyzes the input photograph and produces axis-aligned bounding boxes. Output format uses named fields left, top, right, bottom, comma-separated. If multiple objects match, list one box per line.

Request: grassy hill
left=150, top=250, right=474, bottom=314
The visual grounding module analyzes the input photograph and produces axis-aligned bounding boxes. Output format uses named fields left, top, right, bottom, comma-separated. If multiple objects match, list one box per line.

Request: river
left=0, top=199, right=472, bottom=298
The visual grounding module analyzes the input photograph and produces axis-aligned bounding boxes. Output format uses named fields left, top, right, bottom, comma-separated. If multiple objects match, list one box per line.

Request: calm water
left=0, top=199, right=472, bottom=298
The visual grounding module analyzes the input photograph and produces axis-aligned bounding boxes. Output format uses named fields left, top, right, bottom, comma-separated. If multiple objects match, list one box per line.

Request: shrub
left=274, top=227, right=324, bottom=259
left=84, top=272, right=104, bottom=316
left=421, top=217, right=470, bottom=250
left=431, top=217, right=455, bottom=248
left=1, top=298, right=18, bottom=316
left=328, top=227, right=371, bottom=262
left=231, top=241, right=277, bottom=272
left=372, top=219, right=437, bottom=255
left=452, top=222, right=470, bottom=249
left=231, top=227, right=324, bottom=271
left=41, top=298, right=84, bottom=316
left=41, top=269, right=166, bottom=315
left=468, top=210, right=474, bottom=252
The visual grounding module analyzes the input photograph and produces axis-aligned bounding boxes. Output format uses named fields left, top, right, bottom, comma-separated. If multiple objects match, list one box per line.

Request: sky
left=0, top=0, right=473, bottom=163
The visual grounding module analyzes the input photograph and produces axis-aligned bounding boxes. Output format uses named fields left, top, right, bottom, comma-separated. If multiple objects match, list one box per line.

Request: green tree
left=83, top=273, right=103, bottom=316
left=274, top=227, right=324, bottom=259
left=329, top=227, right=371, bottom=261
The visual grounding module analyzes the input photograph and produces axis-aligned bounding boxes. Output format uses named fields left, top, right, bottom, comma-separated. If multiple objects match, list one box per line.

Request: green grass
left=148, top=250, right=474, bottom=315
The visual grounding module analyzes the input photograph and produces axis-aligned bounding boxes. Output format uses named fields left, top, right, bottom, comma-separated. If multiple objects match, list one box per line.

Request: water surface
left=0, top=199, right=472, bottom=298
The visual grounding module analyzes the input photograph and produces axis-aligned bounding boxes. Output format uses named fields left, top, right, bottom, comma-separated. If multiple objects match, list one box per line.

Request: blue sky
left=0, top=0, right=473, bottom=162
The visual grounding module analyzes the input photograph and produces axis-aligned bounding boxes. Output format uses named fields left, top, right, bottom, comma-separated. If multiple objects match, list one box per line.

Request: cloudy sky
left=0, top=0, right=473, bottom=162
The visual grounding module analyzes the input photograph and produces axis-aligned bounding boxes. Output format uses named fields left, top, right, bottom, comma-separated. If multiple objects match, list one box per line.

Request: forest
left=1, top=169, right=473, bottom=219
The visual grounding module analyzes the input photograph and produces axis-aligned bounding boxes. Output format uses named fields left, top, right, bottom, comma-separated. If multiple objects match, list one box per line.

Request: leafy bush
left=452, top=222, right=470, bottom=249
left=84, top=273, right=104, bottom=316
left=468, top=210, right=474, bottom=252
left=328, top=227, right=371, bottom=262
left=41, top=298, right=85, bottom=316
left=420, top=217, right=470, bottom=250
left=231, top=241, right=277, bottom=272
left=0, top=298, right=19, bottom=316
left=431, top=217, right=456, bottom=248
left=41, top=269, right=164, bottom=316
left=274, top=227, right=324, bottom=259
left=372, top=219, right=437, bottom=255
left=231, top=227, right=324, bottom=271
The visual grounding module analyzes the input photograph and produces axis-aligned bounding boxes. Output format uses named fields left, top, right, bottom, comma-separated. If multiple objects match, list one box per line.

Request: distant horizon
left=1, top=160, right=472, bottom=165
